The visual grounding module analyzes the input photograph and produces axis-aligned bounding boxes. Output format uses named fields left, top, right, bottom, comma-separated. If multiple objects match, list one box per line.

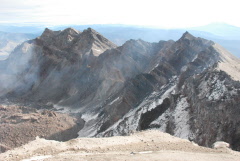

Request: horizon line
left=0, top=22, right=240, bottom=29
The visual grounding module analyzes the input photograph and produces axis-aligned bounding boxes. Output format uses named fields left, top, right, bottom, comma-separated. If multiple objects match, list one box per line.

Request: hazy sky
left=0, top=0, right=239, bottom=28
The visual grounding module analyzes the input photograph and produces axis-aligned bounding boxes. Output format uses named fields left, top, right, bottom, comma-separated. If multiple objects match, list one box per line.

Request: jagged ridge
left=0, top=28, right=240, bottom=152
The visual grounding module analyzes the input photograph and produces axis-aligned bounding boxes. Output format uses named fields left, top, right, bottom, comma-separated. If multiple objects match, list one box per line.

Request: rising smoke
left=0, top=41, right=39, bottom=98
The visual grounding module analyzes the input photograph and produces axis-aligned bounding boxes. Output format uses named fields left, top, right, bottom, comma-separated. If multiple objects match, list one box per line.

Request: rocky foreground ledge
left=0, top=130, right=239, bottom=161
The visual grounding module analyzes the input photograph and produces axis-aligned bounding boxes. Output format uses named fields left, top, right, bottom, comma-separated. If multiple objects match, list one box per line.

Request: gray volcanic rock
left=182, top=68, right=240, bottom=150
left=0, top=28, right=240, bottom=151
left=93, top=32, right=240, bottom=151
left=0, top=28, right=172, bottom=111
left=74, top=28, right=117, bottom=56
left=40, top=28, right=80, bottom=49
left=0, top=28, right=117, bottom=104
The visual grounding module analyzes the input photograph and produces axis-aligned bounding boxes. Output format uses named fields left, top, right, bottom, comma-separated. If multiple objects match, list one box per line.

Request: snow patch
left=78, top=112, right=100, bottom=137
left=150, top=96, right=192, bottom=140
left=181, top=65, right=188, bottom=72
left=93, top=48, right=101, bottom=52
left=98, top=78, right=178, bottom=136
left=109, top=97, right=120, bottom=105
left=99, top=106, right=142, bottom=136
left=78, top=123, right=98, bottom=137
left=144, top=85, right=176, bottom=112
left=150, top=109, right=170, bottom=132
left=173, top=96, right=190, bottom=139
left=149, top=63, right=159, bottom=72
left=207, top=79, right=227, bottom=101
left=81, top=113, right=99, bottom=122
left=198, top=74, right=238, bottom=102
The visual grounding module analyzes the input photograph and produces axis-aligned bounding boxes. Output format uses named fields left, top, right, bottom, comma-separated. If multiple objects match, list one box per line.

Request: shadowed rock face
left=0, top=28, right=173, bottom=111
left=0, top=29, right=240, bottom=150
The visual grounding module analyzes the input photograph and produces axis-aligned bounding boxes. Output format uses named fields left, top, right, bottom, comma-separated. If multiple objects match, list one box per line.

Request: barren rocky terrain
left=0, top=105, right=84, bottom=153
left=0, top=28, right=240, bottom=160
left=0, top=130, right=239, bottom=161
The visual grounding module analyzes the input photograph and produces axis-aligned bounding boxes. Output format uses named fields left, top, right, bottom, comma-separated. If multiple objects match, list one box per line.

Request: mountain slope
left=0, top=28, right=240, bottom=151
left=0, top=28, right=174, bottom=112
left=0, top=28, right=117, bottom=103
left=94, top=33, right=240, bottom=150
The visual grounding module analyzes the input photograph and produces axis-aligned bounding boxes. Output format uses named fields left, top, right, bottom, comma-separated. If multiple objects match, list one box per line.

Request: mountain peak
left=40, top=28, right=52, bottom=38
left=37, top=27, right=117, bottom=57
left=43, top=28, right=52, bottom=33
left=40, top=27, right=80, bottom=40
left=62, top=28, right=80, bottom=35
left=82, top=28, right=100, bottom=35
left=180, top=31, right=195, bottom=40
left=87, top=27, right=95, bottom=32
left=66, top=27, right=117, bottom=57
left=40, top=28, right=60, bottom=39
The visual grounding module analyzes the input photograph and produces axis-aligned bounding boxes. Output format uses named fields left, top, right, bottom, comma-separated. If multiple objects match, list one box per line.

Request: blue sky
left=0, top=0, right=239, bottom=28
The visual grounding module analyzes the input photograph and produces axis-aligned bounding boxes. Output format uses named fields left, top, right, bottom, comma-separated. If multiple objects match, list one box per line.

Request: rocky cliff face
left=94, top=33, right=240, bottom=151
left=0, top=28, right=240, bottom=151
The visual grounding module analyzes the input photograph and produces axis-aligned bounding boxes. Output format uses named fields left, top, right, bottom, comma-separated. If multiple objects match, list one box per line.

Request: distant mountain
left=0, top=31, right=37, bottom=60
left=190, top=23, right=240, bottom=39
left=0, top=23, right=239, bottom=57
left=53, top=24, right=240, bottom=57
left=0, top=25, right=45, bottom=34
left=0, top=28, right=240, bottom=151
